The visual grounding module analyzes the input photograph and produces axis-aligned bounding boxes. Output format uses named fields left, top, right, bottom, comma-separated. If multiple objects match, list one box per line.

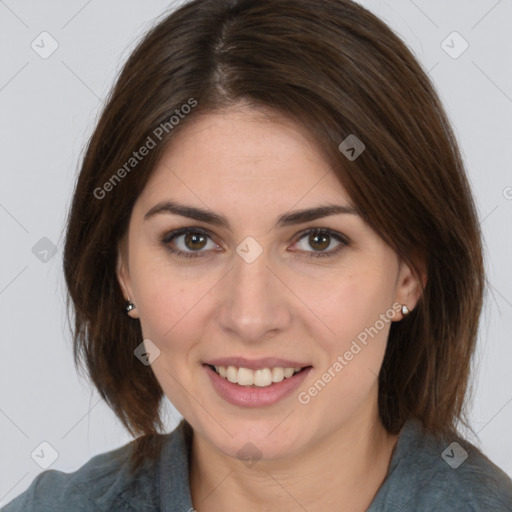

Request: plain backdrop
left=1, top=0, right=511, bottom=506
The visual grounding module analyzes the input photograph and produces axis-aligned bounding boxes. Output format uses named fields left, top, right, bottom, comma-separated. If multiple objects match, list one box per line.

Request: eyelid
left=292, top=226, right=349, bottom=245
left=160, top=227, right=221, bottom=256
left=160, top=227, right=216, bottom=246
left=160, top=226, right=349, bottom=259
left=290, top=227, right=348, bottom=259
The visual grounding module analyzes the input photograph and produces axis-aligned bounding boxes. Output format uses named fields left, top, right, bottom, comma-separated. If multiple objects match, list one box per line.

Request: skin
left=117, top=104, right=425, bottom=511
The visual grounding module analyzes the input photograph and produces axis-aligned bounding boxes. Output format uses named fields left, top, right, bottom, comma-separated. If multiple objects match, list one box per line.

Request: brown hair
left=63, top=0, right=485, bottom=474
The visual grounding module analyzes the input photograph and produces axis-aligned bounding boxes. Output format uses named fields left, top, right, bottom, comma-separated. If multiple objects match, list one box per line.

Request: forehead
left=136, top=107, right=353, bottom=215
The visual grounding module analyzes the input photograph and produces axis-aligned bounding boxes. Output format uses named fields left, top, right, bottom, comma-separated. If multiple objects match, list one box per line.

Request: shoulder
left=2, top=432, right=173, bottom=512
left=371, top=419, right=512, bottom=511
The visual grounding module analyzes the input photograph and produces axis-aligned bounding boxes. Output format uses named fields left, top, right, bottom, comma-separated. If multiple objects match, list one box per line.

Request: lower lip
left=203, top=364, right=312, bottom=408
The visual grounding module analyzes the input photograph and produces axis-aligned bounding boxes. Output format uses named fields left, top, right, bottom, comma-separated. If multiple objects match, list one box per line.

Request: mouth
left=204, top=363, right=312, bottom=388
left=203, top=360, right=313, bottom=407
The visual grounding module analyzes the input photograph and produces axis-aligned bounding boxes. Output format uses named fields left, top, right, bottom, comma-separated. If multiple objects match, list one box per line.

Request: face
left=117, top=105, right=422, bottom=461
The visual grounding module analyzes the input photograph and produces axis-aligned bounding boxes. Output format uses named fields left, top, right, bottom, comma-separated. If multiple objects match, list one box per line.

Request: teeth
left=226, top=366, right=237, bottom=383
left=254, top=368, right=272, bottom=387
left=283, top=368, right=295, bottom=378
left=237, top=367, right=254, bottom=386
left=212, top=365, right=303, bottom=387
left=271, top=367, right=284, bottom=383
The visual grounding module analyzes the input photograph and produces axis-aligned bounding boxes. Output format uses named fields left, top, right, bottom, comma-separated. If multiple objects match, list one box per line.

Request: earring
left=125, top=300, right=136, bottom=313
left=401, top=304, right=410, bottom=317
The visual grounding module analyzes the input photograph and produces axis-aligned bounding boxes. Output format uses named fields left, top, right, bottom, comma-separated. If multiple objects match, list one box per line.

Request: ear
left=117, top=237, right=139, bottom=319
left=393, top=254, right=427, bottom=321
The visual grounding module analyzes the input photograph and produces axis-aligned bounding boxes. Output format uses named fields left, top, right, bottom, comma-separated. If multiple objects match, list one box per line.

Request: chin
left=202, top=417, right=307, bottom=462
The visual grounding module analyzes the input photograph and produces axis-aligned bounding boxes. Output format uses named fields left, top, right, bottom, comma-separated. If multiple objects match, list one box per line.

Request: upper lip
left=204, top=357, right=311, bottom=370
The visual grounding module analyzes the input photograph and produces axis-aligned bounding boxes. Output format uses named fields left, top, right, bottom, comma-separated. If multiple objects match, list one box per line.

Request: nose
left=217, top=247, right=292, bottom=344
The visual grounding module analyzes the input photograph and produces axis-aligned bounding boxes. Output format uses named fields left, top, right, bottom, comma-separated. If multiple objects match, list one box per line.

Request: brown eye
left=308, top=232, right=330, bottom=251
left=184, top=232, right=208, bottom=251
left=161, top=228, right=218, bottom=259
left=293, top=228, right=348, bottom=258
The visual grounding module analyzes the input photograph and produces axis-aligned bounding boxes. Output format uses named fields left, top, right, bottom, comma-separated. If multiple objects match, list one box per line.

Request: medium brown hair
left=63, top=0, right=485, bottom=474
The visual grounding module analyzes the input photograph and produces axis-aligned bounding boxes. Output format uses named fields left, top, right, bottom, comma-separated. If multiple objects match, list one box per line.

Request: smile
left=203, top=362, right=313, bottom=407
left=208, top=364, right=305, bottom=387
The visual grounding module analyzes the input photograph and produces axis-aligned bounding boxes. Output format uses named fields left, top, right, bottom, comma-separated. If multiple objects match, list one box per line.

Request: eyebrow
left=144, top=200, right=359, bottom=229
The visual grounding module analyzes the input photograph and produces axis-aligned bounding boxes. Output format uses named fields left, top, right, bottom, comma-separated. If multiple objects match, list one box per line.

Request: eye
left=291, top=228, right=347, bottom=258
left=160, top=228, right=220, bottom=259
left=160, top=227, right=348, bottom=260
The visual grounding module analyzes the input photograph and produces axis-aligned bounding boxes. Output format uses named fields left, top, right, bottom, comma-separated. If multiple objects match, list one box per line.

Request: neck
left=189, top=392, right=399, bottom=512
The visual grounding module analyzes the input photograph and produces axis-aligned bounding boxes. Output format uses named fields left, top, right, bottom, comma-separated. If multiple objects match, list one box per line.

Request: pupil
left=310, top=233, right=329, bottom=251
left=185, top=232, right=206, bottom=250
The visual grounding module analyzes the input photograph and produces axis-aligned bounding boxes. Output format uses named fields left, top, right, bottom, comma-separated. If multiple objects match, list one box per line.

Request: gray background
left=1, top=0, right=511, bottom=505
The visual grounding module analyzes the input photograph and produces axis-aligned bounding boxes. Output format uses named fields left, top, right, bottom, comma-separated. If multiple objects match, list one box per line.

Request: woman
left=4, top=0, right=512, bottom=510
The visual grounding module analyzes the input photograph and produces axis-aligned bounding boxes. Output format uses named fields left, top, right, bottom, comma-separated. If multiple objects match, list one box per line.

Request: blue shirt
left=3, top=418, right=512, bottom=511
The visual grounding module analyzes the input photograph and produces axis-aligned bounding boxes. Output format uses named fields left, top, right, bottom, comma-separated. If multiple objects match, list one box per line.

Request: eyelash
left=160, top=227, right=348, bottom=260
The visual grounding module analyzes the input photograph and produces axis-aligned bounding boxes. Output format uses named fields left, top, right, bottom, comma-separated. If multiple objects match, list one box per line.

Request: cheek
left=137, top=282, right=200, bottom=349
left=131, top=257, right=217, bottom=353
left=297, top=265, right=393, bottom=344
left=295, top=264, right=395, bottom=400
left=304, top=315, right=391, bottom=427
left=132, top=268, right=211, bottom=413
